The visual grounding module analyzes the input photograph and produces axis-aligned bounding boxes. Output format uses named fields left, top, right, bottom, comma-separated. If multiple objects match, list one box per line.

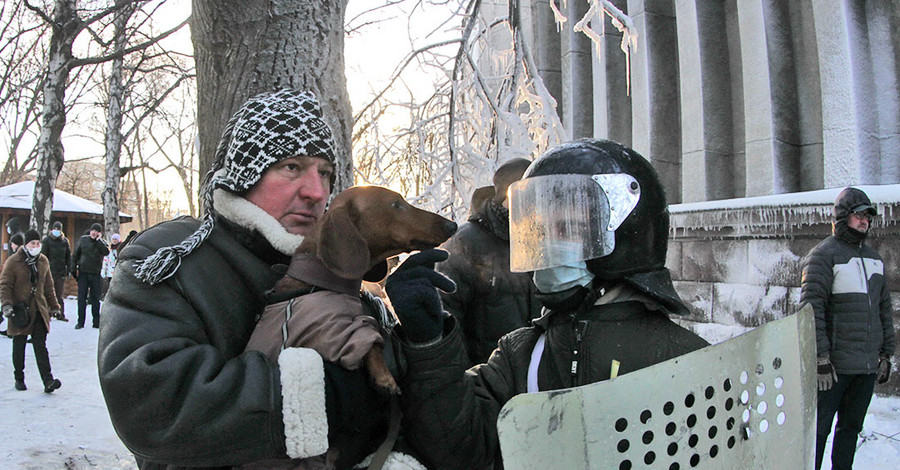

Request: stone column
left=531, top=0, right=562, bottom=126
left=560, top=0, right=594, bottom=139
left=591, top=0, right=631, bottom=145
left=628, top=0, right=682, bottom=202
left=674, top=0, right=734, bottom=203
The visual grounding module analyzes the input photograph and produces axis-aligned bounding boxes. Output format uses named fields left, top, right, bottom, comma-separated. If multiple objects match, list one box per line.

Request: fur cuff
left=354, top=452, right=428, bottom=470
left=214, top=187, right=305, bottom=256
left=279, top=347, right=329, bottom=459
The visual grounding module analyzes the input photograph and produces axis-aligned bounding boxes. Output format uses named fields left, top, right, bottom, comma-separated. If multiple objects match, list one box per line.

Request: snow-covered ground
left=0, top=298, right=897, bottom=468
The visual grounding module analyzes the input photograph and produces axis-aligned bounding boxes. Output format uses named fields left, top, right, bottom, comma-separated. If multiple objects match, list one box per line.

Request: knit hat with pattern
left=135, top=89, right=338, bottom=284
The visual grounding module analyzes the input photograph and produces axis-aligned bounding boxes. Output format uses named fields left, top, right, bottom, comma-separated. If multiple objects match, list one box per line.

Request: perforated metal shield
left=497, top=306, right=816, bottom=469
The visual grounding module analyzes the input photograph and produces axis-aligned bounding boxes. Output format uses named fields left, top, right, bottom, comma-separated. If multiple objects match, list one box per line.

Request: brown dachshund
left=270, top=185, right=457, bottom=394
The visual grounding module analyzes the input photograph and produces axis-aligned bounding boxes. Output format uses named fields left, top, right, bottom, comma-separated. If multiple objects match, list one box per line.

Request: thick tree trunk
left=102, top=4, right=133, bottom=239
left=191, top=0, right=353, bottom=195
left=31, top=0, right=81, bottom=235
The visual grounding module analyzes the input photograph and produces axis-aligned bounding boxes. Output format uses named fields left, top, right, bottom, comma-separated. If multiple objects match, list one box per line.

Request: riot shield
left=497, top=305, right=816, bottom=469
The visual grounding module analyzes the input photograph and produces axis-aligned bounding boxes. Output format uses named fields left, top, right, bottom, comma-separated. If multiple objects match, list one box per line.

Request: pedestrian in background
left=41, top=221, right=70, bottom=321
left=70, top=223, right=108, bottom=329
left=436, top=158, right=541, bottom=366
left=100, top=233, right=120, bottom=297
left=0, top=233, right=25, bottom=337
left=0, top=229, right=62, bottom=393
left=801, top=187, right=895, bottom=470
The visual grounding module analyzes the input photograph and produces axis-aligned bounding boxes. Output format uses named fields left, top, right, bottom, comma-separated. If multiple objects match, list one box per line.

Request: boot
left=43, top=378, right=61, bottom=394
left=15, top=380, right=26, bottom=391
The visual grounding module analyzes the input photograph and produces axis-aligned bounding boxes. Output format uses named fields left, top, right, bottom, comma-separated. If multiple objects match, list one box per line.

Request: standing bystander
left=100, top=233, right=120, bottom=297
left=70, top=223, right=109, bottom=329
left=801, top=187, right=895, bottom=470
left=41, top=221, right=70, bottom=321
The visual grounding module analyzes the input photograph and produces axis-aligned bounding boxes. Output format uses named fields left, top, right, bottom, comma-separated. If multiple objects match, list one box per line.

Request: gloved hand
left=877, top=355, right=891, bottom=384
left=2, top=304, right=12, bottom=318
left=817, top=357, right=837, bottom=391
left=50, top=309, right=62, bottom=320
left=71, top=269, right=78, bottom=281
left=385, top=249, right=456, bottom=343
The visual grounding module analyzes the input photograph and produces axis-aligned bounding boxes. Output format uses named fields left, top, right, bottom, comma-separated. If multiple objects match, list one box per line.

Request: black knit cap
left=9, top=233, right=23, bottom=247
left=90, top=223, right=103, bottom=232
left=24, top=229, right=40, bottom=244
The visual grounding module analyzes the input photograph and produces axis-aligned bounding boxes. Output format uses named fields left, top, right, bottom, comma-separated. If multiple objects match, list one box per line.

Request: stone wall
left=668, top=186, right=900, bottom=393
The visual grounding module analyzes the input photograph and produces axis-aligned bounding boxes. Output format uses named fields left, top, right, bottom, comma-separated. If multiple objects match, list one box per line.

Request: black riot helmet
left=508, top=138, right=668, bottom=280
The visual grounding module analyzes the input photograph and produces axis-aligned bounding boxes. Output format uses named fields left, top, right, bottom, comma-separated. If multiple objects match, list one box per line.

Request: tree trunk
left=191, top=0, right=353, bottom=196
left=31, top=0, right=81, bottom=234
left=102, top=4, right=133, bottom=239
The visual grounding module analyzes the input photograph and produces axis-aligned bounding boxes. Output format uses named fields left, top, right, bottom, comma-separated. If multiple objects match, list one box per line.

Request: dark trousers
left=77, top=272, right=103, bottom=327
left=52, top=274, right=66, bottom=316
left=12, top=318, right=53, bottom=385
left=815, top=373, right=876, bottom=470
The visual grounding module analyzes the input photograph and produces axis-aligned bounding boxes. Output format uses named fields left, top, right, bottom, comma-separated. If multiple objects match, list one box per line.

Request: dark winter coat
left=399, top=286, right=709, bottom=470
left=71, top=234, right=109, bottom=275
left=0, top=250, right=60, bottom=336
left=800, top=225, right=895, bottom=375
left=41, top=234, right=71, bottom=277
left=437, top=198, right=541, bottom=366
left=98, top=216, right=394, bottom=470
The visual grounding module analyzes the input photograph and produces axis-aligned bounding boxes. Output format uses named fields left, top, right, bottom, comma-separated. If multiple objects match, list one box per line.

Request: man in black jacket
left=386, top=139, right=709, bottom=469
left=42, top=221, right=71, bottom=321
left=98, top=89, right=417, bottom=469
left=71, top=222, right=108, bottom=329
left=437, top=158, right=541, bottom=366
left=801, top=187, right=895, bottom=470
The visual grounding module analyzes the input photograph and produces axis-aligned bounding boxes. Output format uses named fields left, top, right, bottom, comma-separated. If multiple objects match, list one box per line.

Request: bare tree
left=23, top=0, right=188, bottom=234
left=191, top=0, right=353, bottom=194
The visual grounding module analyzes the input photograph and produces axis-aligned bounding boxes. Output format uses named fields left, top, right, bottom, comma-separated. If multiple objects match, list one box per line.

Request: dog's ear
left=317, top=208, right=372, bottom=280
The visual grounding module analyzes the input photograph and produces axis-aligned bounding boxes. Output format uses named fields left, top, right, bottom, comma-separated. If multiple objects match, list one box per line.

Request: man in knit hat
left=97, top=90, right=411, bottom=469
left=71, top=222, right=108, bottom=329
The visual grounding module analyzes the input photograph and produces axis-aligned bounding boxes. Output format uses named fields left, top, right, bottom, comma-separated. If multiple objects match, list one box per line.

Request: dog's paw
left=373, top=374, right=401, bottom=396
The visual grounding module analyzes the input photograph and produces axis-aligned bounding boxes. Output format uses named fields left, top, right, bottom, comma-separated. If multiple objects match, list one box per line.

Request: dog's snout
left=444, top=219, right=458, bottom=237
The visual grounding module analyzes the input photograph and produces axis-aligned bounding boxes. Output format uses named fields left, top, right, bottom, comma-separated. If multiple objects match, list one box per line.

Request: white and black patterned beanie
left=135, top=89, right=338, bottom=285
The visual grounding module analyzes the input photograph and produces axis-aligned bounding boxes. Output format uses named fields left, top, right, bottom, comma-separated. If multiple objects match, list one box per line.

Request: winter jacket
left=437, top=198, right=541, bottom=366
left=0, top=250, right=60, bottom=336
left=800, top=229, right=895, bottom=375
left=100, top=246, right=118, bottom=278
left=399, top=284, right=709, bottom=469
left=98, top=216, right=397, bottom=470
left=41, top=234, right=71, bottom=277
left=71, top=234, right=109, bottom=275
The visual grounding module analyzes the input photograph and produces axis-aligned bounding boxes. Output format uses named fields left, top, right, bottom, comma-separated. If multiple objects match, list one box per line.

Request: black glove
left=385, top=249, right=456, bottom=343
left=877, top=355, right=891, bottom=384
left=817, top=357, right=837, bottom=391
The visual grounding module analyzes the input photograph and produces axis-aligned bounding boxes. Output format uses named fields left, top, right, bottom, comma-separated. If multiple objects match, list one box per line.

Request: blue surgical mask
left=532, top=261, right=595, bottom=294
left=51, top=229, right=61, bottom=237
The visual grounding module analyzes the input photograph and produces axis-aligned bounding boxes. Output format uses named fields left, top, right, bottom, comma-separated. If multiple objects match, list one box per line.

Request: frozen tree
left=22, top=0, right=187, bottom=234
left=191, top=0, right=353, bottom=192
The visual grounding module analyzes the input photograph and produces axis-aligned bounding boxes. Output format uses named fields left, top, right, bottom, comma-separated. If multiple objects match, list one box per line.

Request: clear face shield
left=508, top=174, right=641, bottom=273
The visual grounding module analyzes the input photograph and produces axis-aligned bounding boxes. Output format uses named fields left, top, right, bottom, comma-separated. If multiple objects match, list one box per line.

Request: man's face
left=848, top=211, right=872, bottom=233
left=90, top=230, right=101, bottom=239
left=245, top=155, right=333, bottom=236
left=26, top=240, right=41, bottom=251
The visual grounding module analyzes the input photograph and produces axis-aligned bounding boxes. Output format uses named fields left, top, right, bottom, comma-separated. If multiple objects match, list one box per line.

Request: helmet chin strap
left=535, top=278, right=608, bottom=314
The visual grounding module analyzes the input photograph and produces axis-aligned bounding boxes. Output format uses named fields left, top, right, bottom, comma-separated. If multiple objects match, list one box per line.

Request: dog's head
left=309, top=186, right=457, bottom=282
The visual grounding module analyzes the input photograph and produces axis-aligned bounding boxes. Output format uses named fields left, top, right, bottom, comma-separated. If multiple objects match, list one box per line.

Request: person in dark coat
left=385, top=139, right=709, bottom=469
left=71, top=222, right=109, bottom=328
left=98, top=89, right=420, bottom=470
left=0, top=232, right=25, bottom=337
left=0, top=229, right=62, bottom=392
left=801, top=187, right=895, bottom=470
left=437, top=158, right=541, bottom=366
left=41, top=221, right=71, bottom=321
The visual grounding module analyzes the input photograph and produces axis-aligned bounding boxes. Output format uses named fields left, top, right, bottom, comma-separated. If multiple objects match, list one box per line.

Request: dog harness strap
left=286, top=253, right=362, bottom=295
left=368, top=394, right=402, bottom=470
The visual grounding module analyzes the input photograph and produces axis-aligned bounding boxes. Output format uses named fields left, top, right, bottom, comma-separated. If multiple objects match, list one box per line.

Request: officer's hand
left=877, top=355, right=891, bottom=384
left=817, top=357, right=837, bottom=391
left=385, top=249, right=456, bottom=343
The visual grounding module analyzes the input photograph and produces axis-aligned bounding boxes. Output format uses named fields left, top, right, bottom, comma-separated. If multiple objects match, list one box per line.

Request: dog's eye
left=392, top=200, right=404, bottom=210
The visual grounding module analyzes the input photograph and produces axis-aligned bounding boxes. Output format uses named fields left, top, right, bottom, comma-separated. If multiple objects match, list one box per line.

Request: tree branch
left=69, top=16, right=189, bottom=68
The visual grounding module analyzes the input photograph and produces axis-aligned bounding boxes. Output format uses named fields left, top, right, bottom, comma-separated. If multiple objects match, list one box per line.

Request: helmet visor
left=508, top=173, right=640, bottom=272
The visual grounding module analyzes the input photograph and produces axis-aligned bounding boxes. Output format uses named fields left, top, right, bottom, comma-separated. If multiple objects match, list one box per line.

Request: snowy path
left=0, top=298, right=897, bottom=468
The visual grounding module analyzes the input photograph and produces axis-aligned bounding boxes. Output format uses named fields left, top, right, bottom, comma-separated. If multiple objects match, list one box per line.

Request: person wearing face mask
left=801, top=187, right=894, bottom=470
left=100, top=233, right=120, bottom=298
left=0, top=229, right=62, bottom=392
left=41, top=221, right=71, bottom=321
left=385, top=139, right=709, bottom=469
